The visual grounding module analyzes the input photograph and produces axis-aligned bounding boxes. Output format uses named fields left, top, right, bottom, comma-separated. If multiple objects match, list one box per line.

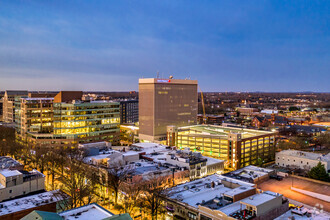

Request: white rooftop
left=0, top=190, right=63, bottom=216
left=277, top=150, right=330, bottom=162
left=0, top=169, right=21, bottom=177
left=240, top=191, right=281, bottom=207
left=169, top=174, right=255, bottom=208
left=60, top=203, right=113, bottom=220
left=218, top=201, right=246, bottom=215
left=229, top=165, right=273, bottom=180
left=275, top=208, right=330, bottom=220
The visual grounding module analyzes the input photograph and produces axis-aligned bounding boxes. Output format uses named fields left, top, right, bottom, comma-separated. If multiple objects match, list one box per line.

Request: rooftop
left=224, top=165, right=274, bottom=182
left=240, top=191, right=282, bottom=207
left=59, top=203, right=114, bottom=220
left=277, top=150, right=330, bottom=162
left=169, top=174, right=255, bottom=209
left=275, top=208, right=330, bottom=220
left=177, top=125, right=275, bottom=139
left=0, top=156, right=22, bottom=170
left=0, top=169, right=21, bottom=177
left=0, top=190, right=64, bottom=216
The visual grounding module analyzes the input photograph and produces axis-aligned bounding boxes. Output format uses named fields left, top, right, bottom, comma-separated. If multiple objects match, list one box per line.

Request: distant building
left=236, top=107, right=259, bottom=116
left=197, top=114, right=224, bottom=125
left=16, top=97, right=54, bottom=142
left=284, top=125, right=326, bottom=136
left=16, top=91, right=120, bottom=147
left=0, top=98, right=3, bottom=121
left=2, top=90, right=28, bottom=123
left=252, top=115, right=287, bottom=128
left=0, top=169, right=45, bottom=202
left=276, top=150, right=330, bottom=172
left=167, top=125, right=277, bottom=169
left=139, top=78, right=198, bottom=143
left=120, top=124, right=139, bottom=146
left=0, top=190, right=66, bottom=220
left=118, top=99, right=138, bottom=124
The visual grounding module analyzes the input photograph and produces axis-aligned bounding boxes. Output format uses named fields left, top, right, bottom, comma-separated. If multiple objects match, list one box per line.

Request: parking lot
left=258, top=176, right=330, bottom=212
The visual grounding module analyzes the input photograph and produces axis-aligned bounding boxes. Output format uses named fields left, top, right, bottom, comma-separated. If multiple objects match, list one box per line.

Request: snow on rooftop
left=224, top=186, right=255, bottom=197
left=229, top=165, right=273, bottom=180
left=60, top=203, right=113, bottom=220
left=240, top=191, right=281, bottom=207
left=0, top=169, right=21, bottom=177
left=0, top=190, right=63, bottom=216
left=218, top=201, right=246, bottom=215
left=278, top=150, right=330, bottom=162
left=204, top=156, right=224, bottom=165
left=169, top=174, right=255, bottom=208
left=0, top=156, right=22, bottom=169
left=275, top=209, right=330, bottom=220
left=132, top=142, right=164, bottom=149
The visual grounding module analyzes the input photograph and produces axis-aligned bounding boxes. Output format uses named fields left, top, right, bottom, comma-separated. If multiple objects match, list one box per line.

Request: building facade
left=16, top=91, right=120, bottom=147
left=276, top=150, right=330, bottom=172
left=168, top=125, right=277, bottom=169
left=139, top=78, right=198, bottom=143
left=119, top=99, right=138, bottom=124
left=16, top=98, right=54, bottom=142
left=0, top=169, right=45, bottom=202
left=2, top=90, right=28, bottom=123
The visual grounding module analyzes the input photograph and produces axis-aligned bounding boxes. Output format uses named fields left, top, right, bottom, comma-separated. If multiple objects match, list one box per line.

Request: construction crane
left=198, top=86, right=206, bottom=124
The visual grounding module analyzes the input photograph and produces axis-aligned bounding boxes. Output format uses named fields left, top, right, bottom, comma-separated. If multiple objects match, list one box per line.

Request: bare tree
left=140, top=176, right=172, bottom=220
left=121, top=182, right=143, bottom=216
left=106, top=161, right=132, bottom=204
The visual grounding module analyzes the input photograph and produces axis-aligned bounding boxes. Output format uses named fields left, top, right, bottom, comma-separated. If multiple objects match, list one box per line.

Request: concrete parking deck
left=258, top=176, right=330, bottom=212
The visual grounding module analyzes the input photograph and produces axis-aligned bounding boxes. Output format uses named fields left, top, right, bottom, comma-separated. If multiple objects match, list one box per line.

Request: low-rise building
left=223, top=165, right=275, bottom=184
left=165, top=174, right=257, bottom=220
left=0, top=169, right=45, bottom=202
left=276, top=150, right=330, bottom=172
left=22, top=202, right=133, bottom=220
left=0, top=156, right=24, bottom=170
left=0, top=190, right=65, bottom=220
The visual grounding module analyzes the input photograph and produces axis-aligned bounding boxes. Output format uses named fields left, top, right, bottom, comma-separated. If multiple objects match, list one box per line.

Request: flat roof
left=275, top=208, right=330, bottom=220
left=218, top=201, right=246, bottom=216
left=277, top=150, right=330, bottom=162
left=225, top=165, right=273, bottom=181
left=0, top=156, right=22, bottom=169
left=177, top=125, right=275, bottom=139
left=139, top=78, right=198, bottom=85
left=169, top=174, right=255, bottom=208
left=240, top=191, right=281, bottom=207
left=60, top=203, right=114, bottom=220
left=0, top=190, right=64, bottom=216
left=0, top=169, right=21, bottom=177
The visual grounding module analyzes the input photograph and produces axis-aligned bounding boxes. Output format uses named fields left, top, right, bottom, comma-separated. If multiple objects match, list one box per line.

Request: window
left=200, top=215, right=212, bottom=220
left=301, top=161, right=303, bottom=164
left=9, top=190, right=12, bottom=193
left=188, top=212, right=197, bottom=220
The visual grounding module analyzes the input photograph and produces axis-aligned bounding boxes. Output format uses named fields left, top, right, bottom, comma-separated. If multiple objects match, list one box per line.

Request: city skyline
left=0, top=1, right=329, bottom=92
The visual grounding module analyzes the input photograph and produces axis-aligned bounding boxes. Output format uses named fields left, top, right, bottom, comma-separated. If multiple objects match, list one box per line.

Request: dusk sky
left=0, top=1, right=329, bottom=92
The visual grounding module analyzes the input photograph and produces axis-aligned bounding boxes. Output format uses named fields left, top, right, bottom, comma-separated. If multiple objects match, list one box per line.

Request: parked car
left=270, top=175, right=283, bottom=181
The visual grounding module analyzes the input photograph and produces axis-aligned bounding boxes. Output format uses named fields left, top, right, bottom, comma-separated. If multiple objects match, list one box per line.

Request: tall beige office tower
left=139, top=77, right=198, bottom=143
